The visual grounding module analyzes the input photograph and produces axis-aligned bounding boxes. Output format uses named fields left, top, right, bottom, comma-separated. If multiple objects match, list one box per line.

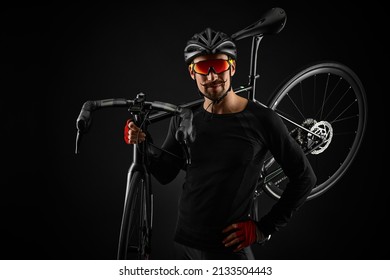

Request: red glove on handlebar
left=124, top=119, right=132, bottom=144
left=124, top=119, right=147, bottom=144
left=222, top=220, right=257, bottom=251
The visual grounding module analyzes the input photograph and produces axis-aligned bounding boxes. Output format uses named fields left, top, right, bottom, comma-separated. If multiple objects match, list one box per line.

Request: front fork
left=117, top=137, right=152, bottom=259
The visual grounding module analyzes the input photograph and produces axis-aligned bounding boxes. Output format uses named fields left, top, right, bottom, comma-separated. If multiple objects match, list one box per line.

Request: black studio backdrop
left=1, top=3, right=386, bottom=260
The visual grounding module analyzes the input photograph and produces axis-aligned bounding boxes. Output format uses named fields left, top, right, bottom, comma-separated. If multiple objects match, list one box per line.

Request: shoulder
left=245, top=101, right=281, bottom=124
left=244, top=100, right=290, bottom=139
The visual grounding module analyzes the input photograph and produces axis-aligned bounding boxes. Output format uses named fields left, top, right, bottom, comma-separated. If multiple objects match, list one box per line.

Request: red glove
left=222, top=220, right=257, bottom=252
left=124, top=119, right=132, bottom=144
left=124, top=119, right=146, bottom=144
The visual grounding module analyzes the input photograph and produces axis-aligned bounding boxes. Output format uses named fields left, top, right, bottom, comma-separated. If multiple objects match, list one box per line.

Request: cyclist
left=124, top=27, right=316, bottom=259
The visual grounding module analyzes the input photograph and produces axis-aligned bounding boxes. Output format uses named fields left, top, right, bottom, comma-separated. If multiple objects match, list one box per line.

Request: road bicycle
left=75, top=7, right=367, bottom=260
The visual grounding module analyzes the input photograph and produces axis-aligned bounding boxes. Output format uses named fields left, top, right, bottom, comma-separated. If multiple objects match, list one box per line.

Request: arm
left=222, top=108, right=316, bottom=251
left=256, top=110, right=317, bottom=237
left=147, top=116, right=186, bottom=184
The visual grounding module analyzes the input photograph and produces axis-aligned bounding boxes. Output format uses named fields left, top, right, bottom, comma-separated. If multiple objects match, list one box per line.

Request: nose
left=206, top=68, right=218, bottom=81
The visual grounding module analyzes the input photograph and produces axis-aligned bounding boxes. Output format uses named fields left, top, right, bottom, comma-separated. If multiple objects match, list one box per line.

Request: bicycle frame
left=115, top=35, right=267, bottom=259
left=148, top=35, right=322, bottom=140
left=114, top=93, right=194, bottom=259
left=117, top=102, right=152, bottom=259
left=75, top=93, right=196, bottom=259
left=76, top=7, right=367, bottom=260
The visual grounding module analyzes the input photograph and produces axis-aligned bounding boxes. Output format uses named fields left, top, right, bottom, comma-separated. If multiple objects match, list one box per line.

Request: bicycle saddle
left=231, top=7, right=287, bottom=41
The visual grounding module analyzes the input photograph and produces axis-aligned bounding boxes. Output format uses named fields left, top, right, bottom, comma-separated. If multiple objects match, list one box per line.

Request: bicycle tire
left=262, top=61, right=367, bottom=200
left=117, top=170, right=152, bottom=259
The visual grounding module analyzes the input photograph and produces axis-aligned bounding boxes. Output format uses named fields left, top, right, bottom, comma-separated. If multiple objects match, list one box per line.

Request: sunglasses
left=191, top=59, right=233, bottom=75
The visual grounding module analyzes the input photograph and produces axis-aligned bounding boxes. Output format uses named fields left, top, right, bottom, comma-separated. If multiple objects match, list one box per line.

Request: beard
left=201, top=78, right=229, bottom=101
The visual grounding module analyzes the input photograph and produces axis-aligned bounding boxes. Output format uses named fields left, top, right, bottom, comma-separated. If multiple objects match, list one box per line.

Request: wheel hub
left=291, top=118, right=333, bottom=154
left=308, top=121, right=333, bottom=154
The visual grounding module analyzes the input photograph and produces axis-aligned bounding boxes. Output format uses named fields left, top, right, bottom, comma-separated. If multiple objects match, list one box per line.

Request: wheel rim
left=263, top=62, right=367, bottom=200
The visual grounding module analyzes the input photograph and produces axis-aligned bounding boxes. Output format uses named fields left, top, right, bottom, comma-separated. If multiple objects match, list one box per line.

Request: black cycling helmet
left=184, top=27, right=237, bottom=64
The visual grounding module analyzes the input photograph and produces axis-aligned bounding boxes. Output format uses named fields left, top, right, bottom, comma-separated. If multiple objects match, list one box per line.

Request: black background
left=1, top=2, right=386, bottom=260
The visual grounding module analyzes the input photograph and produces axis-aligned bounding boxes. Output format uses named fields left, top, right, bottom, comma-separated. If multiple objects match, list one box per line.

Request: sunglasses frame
left=191, top=58, right=234, bottom=76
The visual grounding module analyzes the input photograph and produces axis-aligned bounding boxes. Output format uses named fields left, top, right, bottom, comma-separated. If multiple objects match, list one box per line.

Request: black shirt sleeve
left=147, top=116, right=185, bottom=185
left=256, top=109, right=317, bottom=236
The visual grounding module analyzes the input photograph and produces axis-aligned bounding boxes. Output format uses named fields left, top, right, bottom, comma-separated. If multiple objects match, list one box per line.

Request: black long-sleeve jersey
left=148, top=100, right=316, bottom=251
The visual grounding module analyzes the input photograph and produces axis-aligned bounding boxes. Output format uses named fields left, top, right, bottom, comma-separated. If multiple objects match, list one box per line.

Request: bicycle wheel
left=262, top=61, right=367, bottom=200
left=117, top=170, right=152, bottom=259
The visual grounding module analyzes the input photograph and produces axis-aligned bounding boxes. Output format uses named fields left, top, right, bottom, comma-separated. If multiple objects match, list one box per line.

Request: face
left=189, top=53, right=236, bottom=101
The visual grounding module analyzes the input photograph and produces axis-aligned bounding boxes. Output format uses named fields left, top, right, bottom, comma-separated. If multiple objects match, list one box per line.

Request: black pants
left=174, top=242, right=255, bottom=260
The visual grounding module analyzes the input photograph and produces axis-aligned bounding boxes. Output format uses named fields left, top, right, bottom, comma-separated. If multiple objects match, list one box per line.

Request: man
left=124, top=27, right=316, bottom=259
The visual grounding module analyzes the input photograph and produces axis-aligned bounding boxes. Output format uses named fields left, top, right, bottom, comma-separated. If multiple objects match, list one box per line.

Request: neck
left=203, top=91, right=248, bottom=114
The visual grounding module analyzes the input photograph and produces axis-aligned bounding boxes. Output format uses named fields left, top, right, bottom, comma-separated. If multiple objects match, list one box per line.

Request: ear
left=230, top=60, right=236, bottom=76
left=188, top=64, right=195, bottom=80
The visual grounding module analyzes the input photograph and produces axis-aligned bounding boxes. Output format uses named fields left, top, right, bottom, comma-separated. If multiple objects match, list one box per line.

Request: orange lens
left=193, top=59, right=230, bottom=75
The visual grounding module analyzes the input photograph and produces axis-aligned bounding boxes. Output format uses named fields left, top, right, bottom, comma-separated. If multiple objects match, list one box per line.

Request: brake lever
left=175, top=106, right=195, bottom=167
left=175, top=130, right=192, bottom=166
left=181, top=140, right=191, bottom=166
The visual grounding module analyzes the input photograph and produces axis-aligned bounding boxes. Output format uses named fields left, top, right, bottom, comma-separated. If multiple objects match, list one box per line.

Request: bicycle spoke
left=286, top=92, right=306, bottom=121
left=319, top=73, right=330, bottom=120
left=330, top=114, right=358, bottom=124
left=314, top=76, right=342, bottom=120
left=333, top=131, right=357, bottom=136
left=330, top=98, right=357, bottom=124
left=300, top=82, right=305, bottom=116
left=264, top=62, right=367, bottom=200
left=313, top=74, right=317, bottom=113
left=323, top=86, right=351, bottom=121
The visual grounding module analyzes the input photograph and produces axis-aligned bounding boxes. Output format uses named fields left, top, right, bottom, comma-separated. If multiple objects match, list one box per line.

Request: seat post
left=248, top=35, right=263, bottom=101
